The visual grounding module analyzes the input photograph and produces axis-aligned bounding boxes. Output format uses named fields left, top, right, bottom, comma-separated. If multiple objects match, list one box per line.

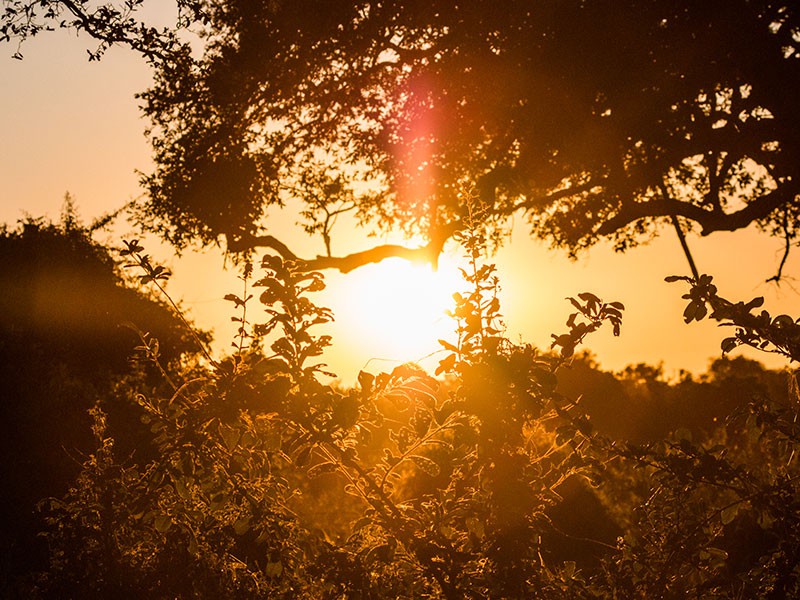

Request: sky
left=3, top=27, right=800, bottom=383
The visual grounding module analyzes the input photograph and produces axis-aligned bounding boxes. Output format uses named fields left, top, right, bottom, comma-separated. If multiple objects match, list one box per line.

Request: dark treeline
left=0, top=210, right=201, bottom=593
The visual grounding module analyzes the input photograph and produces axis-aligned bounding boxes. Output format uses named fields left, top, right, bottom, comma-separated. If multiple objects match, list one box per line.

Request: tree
left=0, top=205, right=203, bottom=592
left=3, top=1, right=799, bottom=273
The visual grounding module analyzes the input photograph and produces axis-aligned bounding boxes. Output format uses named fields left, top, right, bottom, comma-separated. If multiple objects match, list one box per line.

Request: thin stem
left=151, top=277, right=216, bottom=365
left=670, top=214, right=700, bottom=281
left=767, top=210, right=792, bottom=284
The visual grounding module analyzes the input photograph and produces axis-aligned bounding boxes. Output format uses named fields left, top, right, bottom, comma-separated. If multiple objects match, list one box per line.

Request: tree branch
left=509, top=181, right=600, bottom=214
left=226, top=234, right=299, bottom=260
left=225, top=222, right=459, bottom=273
left=596, top=185, right=794, bottom=237
left=58, top=0, right=176, bottom=62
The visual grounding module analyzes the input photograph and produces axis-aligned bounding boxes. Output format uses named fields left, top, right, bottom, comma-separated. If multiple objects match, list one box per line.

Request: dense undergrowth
left=6, top=220, right=800, bottom=598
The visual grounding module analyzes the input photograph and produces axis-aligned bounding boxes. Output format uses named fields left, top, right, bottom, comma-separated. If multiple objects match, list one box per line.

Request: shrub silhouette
left=0, top=212, right=202, bottom=592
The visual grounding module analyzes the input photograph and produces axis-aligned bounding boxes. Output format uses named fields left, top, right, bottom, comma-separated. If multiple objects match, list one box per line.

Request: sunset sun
left=327, top=255, right=465, bottom=368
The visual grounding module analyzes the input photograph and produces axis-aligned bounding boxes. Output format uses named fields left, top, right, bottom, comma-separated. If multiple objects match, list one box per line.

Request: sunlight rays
left=326, top=255, right=465, bottom=369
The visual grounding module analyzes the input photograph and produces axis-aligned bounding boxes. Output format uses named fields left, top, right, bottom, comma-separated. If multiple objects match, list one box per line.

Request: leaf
left=224, top=293, right=244, bottom=306
left=153, top=513, right=172, bottom=533
left=435, top=353, right=457, bottom=376
left=218, top=424, right=240, bottom=451
left=683, top=301, right=698, bottom=323
left=700, top=547, right=728, bottom=569
left=294, top=445, right=313, bottom=467
left=410, top=455, right=440, bottom=477
left=438, top=338, right=458, bottom=353
left=308, top=462, right=338, bottom=478
left=465, top=517, right=485, bottom=539
left=209, top=493, right=228, bottom=511
left=365, top=543, right=394, bottom=564
left=265, top=561, right=283, bottom=578
left=271, top=337, right=295, bottom=358
left=261, top=254, right=283, bottom=272
left=563, top=560, right=576, bottom=579
left=358, top=370, right=375, bottom=395
left=233, top=516, right=252, bottom=535
left=745, top=297, right=765, bottom=310
left=695, top=302, right=707, bottom=320
left=173, top=477, right=191, bottom=501
left=351, top=516, right=373, bottom=532
left=721, top=337, right=739, bottom=354
left=578, top=292, right=600, bottom=304
left=721, top=504, right=739, bottom=525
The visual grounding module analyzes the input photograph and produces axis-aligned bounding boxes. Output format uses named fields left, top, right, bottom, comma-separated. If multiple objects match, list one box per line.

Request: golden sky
left=3, top=29, right=799, bottom=382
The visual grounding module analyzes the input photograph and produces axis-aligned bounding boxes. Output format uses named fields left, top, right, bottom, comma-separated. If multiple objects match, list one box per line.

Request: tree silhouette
left=4, top=1, right=799, bottom=272
left=0, top=206, right=202, bottom=591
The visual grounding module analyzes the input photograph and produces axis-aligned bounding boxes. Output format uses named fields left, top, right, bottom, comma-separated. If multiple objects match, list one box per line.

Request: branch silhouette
left=226, top=221, right=459, bottom=273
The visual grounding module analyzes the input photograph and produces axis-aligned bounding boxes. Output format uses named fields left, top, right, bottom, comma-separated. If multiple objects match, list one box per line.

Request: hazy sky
left=3, top=28, right=799, bottom=381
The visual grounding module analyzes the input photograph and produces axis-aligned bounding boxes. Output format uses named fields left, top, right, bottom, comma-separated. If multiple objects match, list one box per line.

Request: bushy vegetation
left=0, top=208, right=202, bottom=595
left=5, top=221, right=799, bottom=598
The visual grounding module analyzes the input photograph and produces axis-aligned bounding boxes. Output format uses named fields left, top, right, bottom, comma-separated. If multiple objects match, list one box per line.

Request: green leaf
left=465, top=517, right=485, bottom=539
left=218, top=424, right=240, bottom=450
left=173, top=477, right=191, bottom=501
left=233, top=516, right=252, bottom=535
left=721, top=504, right=738, bottom=525
left=265, top=561, right=283, bottom=578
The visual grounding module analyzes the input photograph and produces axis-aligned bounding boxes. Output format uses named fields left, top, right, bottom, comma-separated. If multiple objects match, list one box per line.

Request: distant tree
left=556, top=353, right=789, bottom=442
left=3, top=1, right=799, bottom=274
left=0, top=203, right=203, bottom=592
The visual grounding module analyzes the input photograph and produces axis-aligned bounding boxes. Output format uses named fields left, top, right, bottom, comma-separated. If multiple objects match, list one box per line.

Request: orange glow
left=326, top=256, right=464, bottom=369
left=392, top=76, right=437, bottom=210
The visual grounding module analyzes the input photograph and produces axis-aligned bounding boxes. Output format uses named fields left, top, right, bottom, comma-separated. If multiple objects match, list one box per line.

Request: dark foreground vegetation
left=2, top=215, right=800, bottom=598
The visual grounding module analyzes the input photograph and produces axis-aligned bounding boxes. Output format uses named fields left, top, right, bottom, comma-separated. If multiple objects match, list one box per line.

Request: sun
left=325, top=256, right=464, bottom=370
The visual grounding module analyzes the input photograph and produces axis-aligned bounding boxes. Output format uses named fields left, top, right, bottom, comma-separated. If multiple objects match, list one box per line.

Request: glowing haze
left=3, top=30, right=800, bottom=383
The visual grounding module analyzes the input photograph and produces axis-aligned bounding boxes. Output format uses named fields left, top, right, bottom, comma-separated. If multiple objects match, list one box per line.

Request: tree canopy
left=3, top=1, right=800, bottom=271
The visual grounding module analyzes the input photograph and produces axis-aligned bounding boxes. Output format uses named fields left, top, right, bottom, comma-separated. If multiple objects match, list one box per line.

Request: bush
left=23, top=230, right=800, bottom=598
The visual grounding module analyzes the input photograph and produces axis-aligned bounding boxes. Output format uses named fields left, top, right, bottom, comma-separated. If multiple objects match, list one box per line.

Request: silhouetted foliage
left=4, top=3, right=800, bottom=597
left=3, top=1, right=799, bottom=271
left=0, top=208, right=203, bottom=594
left=557, top=354, right=788, bottom=442
left=1, top=228, right=791, bottom=598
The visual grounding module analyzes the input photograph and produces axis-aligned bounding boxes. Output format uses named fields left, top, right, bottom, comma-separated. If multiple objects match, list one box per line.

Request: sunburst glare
left=325, top=255, right=465, bottom=370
